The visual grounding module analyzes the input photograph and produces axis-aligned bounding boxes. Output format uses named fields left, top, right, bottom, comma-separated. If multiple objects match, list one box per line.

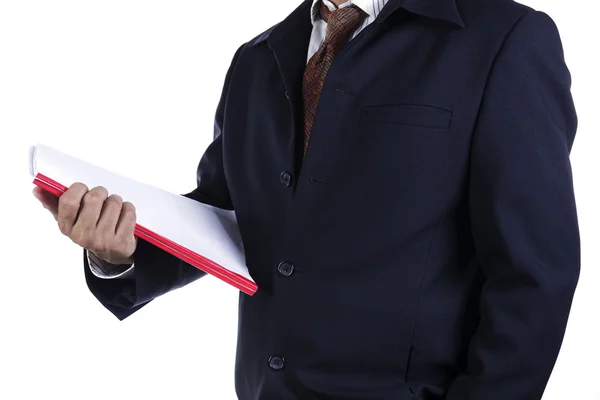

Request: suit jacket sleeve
left=84, top=44, right=244, bottom=321
left=445, top=11, right=580, bottom=399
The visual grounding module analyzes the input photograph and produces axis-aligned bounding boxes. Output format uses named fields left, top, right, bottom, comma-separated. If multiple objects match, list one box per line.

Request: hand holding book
left=30, top=144, right=257, bottom=295
left=33, top=183, right=137, bottom=266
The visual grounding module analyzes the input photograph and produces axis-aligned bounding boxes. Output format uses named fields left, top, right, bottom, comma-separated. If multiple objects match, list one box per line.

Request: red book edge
left=33, top=173, right=257, bottom=296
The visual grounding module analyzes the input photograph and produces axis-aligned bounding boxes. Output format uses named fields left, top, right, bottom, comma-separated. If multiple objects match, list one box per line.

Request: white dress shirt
left=89, top=0, right=390, bottom=279
left=308, top=0, right=389, bottom=61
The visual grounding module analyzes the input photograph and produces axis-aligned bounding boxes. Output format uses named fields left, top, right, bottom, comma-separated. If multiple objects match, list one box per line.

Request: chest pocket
left=359, top=104, right=453, bottom=130
left=350, top=102, right=458, bottom=203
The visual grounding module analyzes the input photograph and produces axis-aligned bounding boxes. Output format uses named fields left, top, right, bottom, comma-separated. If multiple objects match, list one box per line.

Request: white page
left=29, top=144, right=252, bottom=283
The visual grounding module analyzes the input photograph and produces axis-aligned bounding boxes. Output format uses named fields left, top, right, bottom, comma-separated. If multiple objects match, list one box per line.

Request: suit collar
left=260, top=0, right=313, bottom=47
left=249, top=0, right=466, bottom=49
left=251, top=0, right=464, bottom=47
left=379, top=0, right=465, bottom=27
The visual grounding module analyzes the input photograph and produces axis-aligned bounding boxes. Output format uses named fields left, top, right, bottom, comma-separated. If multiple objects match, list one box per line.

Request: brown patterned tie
left=302, top=2, right=367, bottom=154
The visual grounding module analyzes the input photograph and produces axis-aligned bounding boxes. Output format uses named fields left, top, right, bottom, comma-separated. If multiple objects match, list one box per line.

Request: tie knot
left=319, top=2, right=367, bottom=32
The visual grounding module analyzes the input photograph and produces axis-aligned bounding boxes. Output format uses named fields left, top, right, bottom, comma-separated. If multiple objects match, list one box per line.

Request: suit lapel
left=267, top=0, right=313, bottom=175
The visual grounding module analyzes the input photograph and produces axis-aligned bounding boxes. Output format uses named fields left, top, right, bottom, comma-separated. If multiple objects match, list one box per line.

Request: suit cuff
left=86, top=250, right=135, bottom=279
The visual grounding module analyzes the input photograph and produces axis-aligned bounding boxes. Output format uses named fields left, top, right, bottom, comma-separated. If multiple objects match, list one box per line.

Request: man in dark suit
left=34, top=0, right=579, bottom=398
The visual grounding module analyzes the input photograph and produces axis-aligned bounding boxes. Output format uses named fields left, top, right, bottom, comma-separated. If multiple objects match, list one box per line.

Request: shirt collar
left=310, top=0, right=383, bottom=25
left=309, top=0, right=464, bottom=28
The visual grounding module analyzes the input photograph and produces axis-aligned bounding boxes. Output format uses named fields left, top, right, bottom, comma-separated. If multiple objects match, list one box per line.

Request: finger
left=97, top=194, right=123, bottom=234
left=33, top=186, right=59, bottom=220
left=115, top=201, right=137, bottom=239
left=57, top=183, right=89, bottom=235
left=73, top=186, right=109, bottom=232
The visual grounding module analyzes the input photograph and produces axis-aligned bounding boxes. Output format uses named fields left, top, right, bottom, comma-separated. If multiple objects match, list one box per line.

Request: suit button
left=277, top=262, right=295, bottom=277
left=285, top=90, right=290, bottom=99
left=280, top=171, right=292, bottom=187
left=268, top=356, right=285, bottom=371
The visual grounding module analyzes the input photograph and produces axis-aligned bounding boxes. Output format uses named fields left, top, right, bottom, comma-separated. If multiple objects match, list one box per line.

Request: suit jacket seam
left=404, top=211, right=447, bottom=383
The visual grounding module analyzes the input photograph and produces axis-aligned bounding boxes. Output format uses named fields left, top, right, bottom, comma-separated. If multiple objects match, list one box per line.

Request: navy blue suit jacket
left=85, top=0, right=580, bottom=398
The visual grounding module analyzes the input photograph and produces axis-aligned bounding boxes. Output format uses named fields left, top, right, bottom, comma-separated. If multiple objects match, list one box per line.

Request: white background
left=0, top=0, right=597, bottom=399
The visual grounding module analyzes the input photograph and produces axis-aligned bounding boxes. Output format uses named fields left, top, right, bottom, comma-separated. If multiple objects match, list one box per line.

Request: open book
left=29, top=144, right=257, bottom=295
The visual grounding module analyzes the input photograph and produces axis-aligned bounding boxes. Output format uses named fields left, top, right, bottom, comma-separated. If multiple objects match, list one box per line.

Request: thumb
left=33, top=186, right=59, bottom=220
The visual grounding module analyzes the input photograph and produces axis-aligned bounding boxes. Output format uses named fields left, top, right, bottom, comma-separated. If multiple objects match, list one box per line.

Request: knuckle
left=61, top=183, right=88, bottom=210
left=122, top=202, right=136, bottom=216
left=69, top=182, right=89, bottom=193
left=84, top=189, right=107, bottom=204
left=93, top=186, right=109, bottom=197
left=107, top=194, right=124, bottom=205
left=58, top=195, right=80, bottom=211
left=105, top=195, right=124, bottom=212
